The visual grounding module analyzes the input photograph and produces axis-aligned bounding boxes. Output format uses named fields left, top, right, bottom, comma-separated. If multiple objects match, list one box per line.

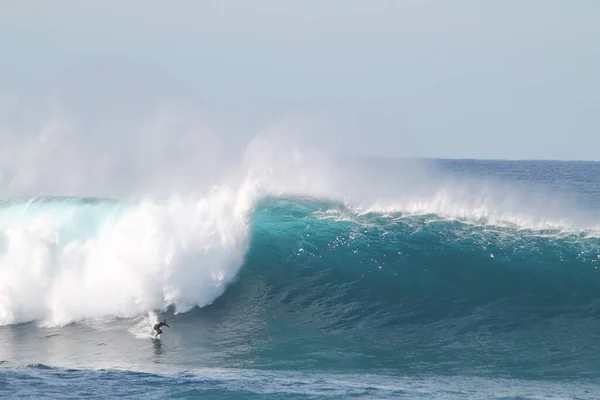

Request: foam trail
left=128, top=311, right=159, bottom=339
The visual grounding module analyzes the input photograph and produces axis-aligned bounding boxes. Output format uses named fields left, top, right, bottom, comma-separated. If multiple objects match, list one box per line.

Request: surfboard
left=152, top=334, right=161, bottom=340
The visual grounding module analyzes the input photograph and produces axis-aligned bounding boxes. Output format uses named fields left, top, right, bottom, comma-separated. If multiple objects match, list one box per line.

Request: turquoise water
left=1, top=159, right=600, bottom=399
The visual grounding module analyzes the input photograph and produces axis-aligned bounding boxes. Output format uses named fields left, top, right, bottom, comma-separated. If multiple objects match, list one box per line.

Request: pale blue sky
left=1, top=0, right=599, bottom=160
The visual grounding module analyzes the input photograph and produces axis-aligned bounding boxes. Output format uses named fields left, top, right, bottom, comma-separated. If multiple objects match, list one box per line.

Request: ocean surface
left=1, top=158, right=600, bottom=399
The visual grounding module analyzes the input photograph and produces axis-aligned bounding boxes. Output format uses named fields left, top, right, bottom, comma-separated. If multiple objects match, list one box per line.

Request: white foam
left=0, top=179, right=257, bottom=327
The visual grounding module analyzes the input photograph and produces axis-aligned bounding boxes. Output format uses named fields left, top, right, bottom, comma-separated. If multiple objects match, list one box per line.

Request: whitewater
left=1, top=104, right=600, bottom=398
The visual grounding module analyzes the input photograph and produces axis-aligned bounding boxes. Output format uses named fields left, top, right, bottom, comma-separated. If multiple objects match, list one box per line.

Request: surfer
left=153, top=320, right=170, bottom=337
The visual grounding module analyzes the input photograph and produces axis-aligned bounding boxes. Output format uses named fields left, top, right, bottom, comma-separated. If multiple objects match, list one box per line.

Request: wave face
left=197, top=193, right=599, bottom=376
left=245, top=196, right=600, bottom=328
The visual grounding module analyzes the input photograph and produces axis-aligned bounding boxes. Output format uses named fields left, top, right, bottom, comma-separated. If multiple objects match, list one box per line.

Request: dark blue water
left=1, top=159, right=600, bottom=399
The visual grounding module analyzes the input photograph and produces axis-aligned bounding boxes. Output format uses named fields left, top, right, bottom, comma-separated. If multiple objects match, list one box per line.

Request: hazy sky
left=1, top=0, right=599, bottom=160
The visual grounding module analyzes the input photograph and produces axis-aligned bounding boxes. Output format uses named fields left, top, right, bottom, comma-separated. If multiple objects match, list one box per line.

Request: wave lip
left=358, top=183, right=600, bottom=234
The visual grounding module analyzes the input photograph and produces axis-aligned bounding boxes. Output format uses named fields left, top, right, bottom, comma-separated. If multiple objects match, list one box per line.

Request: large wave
left=1, top=92, right=598, bottom=328
left=1, top=186, right=598, bottom=328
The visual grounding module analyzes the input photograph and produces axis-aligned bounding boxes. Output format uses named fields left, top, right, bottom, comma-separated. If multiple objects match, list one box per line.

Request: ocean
left=1, top=158, right=600, bottom=399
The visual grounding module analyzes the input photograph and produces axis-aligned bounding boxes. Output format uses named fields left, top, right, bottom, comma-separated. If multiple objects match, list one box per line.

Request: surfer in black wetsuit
left=153, top=320, right=170, bottom=337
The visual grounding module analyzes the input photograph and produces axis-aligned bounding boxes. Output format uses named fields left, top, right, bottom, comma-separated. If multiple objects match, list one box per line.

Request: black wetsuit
left=153, top=320, right=170, bottom=336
